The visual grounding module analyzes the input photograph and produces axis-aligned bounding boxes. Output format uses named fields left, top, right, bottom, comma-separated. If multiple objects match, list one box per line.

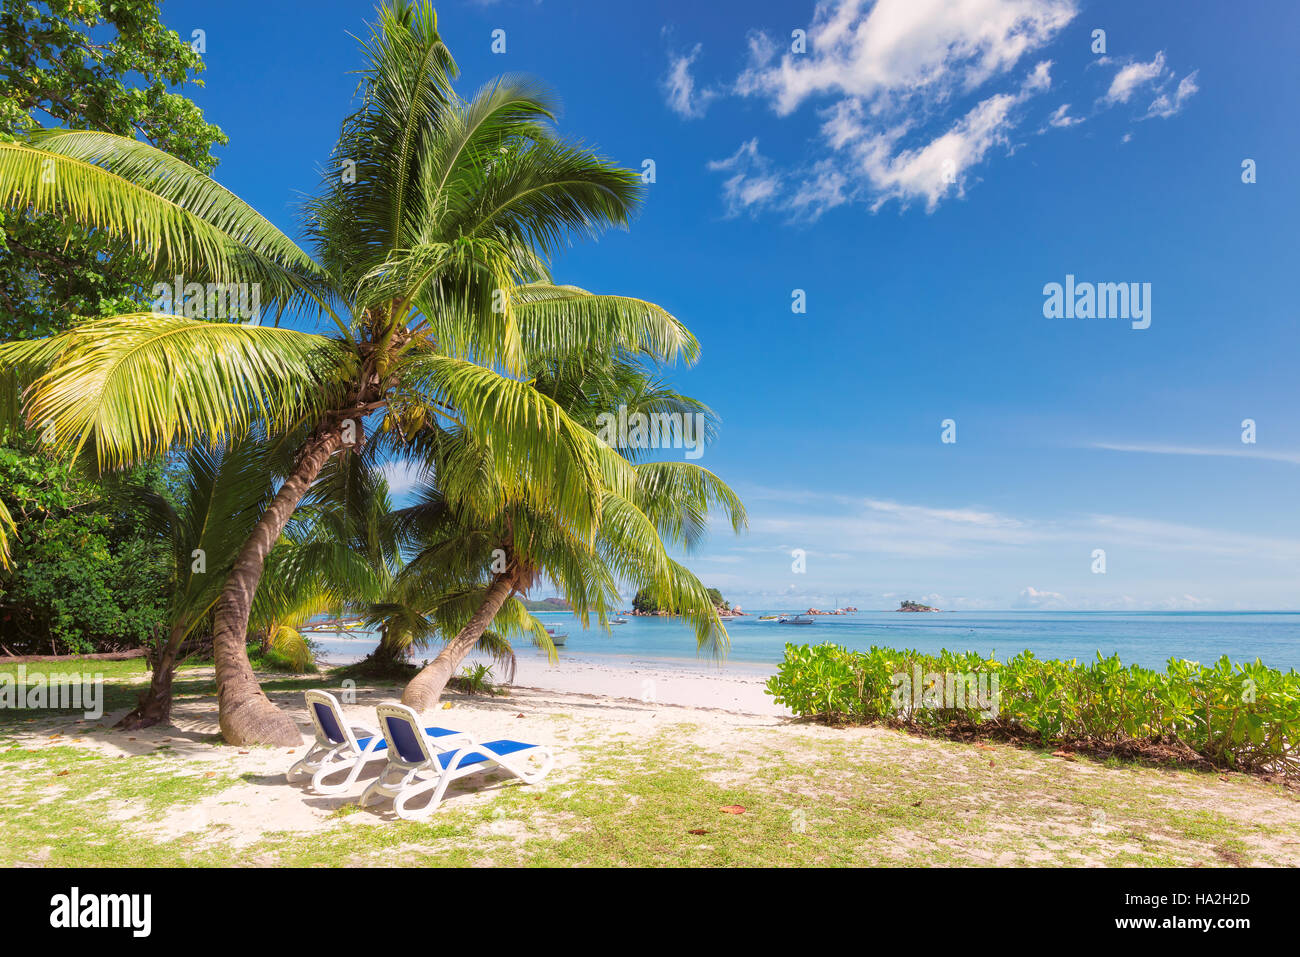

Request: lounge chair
left=360, top=703, right=554, bottom=820
left=287, top=690, right=469, bottom=795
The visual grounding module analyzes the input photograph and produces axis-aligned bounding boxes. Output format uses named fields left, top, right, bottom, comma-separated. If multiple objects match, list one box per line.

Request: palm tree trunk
left=401, top=571, right=518, bottom=712
left=116, top=622, right=186, bottom=730
left=213, top=425, right=345, bottom=746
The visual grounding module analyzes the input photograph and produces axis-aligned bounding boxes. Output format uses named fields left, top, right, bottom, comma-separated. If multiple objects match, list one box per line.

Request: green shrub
left=449, top=663, right=500, bottom=696
left=766, top=643, right=1300, bottom=776
left=248, top=645, right=318, bottom=675
left=0, top=436, right=171, bottom=653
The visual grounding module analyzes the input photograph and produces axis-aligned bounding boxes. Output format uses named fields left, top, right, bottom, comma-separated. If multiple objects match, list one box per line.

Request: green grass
left=0, top=657, right=208, bottom=682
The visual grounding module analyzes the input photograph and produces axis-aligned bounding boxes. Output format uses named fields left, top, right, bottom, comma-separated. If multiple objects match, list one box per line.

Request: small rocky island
left=896, top=600, right=941, bottom=612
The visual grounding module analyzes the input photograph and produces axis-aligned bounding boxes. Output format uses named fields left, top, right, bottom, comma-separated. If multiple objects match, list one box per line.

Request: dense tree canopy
left=0, top=428, right=171, bottom=652
left=0, top=0, right=226, bottom=340
left=0, top=0, right=223, bottom=648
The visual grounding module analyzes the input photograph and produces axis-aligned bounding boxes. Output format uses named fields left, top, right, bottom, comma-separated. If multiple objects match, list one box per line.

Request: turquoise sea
left=312, top=610, right=1300, bottom=673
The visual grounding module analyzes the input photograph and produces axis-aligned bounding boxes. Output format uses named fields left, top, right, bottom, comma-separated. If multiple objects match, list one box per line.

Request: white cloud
left=861, top=497, right=1025, bottom=529
left=1023, top=59, right=1053, bottom=92
left=1086, top=514, right=1300, bottom=562
left=693, top=1, right=1198, bottom=217
left=706, top=139, right=782, bottom=216
left=856, top=90, right=1022, bottom=212
left=1016, top=585, right=1069, bottom=608
left=1146, top=70, right=1199, bottom=119
left=1105, top=51, right=1166, bottom=104
left=1091, top=441, right=1300, bottom=466
left=739, top=485, right=1300, bottom=564
left=697, top=480, right=1292, bottom=609
left=736, top=0, right=1075, bottom=115
left=712, top=1, right=1076, bottom=215
left=788, top=159, right=852, bottom=218
left=1045, top=102, right=1082, bottom=128
left=662, top=43, right=716, bottom=119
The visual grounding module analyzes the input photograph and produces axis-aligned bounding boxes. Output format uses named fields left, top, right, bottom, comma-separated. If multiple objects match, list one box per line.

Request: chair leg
left=312, top=748, right=379, bottom=795
left=361, top=765, right=419, bottom=810
left=311, top=760, right=353, bottom=794
left=287, top=744, right=332, bottom=782
left=394, top=773, right=454, bottom=822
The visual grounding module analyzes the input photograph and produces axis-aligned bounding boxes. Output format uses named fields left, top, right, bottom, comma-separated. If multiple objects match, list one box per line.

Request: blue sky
left=161, top=0, right=1300, bottom=610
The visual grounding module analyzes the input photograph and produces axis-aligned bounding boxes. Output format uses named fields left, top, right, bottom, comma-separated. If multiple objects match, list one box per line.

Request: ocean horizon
left=312, top=609, right=1300, bottom=673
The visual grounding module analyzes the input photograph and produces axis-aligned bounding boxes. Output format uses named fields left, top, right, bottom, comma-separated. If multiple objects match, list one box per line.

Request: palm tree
left=0, top=1, right=697, bottom=744
left=116, top=433, right=377, bottom=728
left=390, top=351, right=747, bottom=710
left=114, top=439, right=279, bottom=728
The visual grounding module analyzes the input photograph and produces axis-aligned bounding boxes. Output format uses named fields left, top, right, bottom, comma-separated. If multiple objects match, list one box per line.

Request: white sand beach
left=500, top=655, right=786, bottom=716
left=402, top=652, right=785, bottom=718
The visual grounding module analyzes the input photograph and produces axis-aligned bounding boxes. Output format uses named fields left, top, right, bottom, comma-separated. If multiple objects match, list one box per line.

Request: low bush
left=766, top=643, right=1300, bottom=777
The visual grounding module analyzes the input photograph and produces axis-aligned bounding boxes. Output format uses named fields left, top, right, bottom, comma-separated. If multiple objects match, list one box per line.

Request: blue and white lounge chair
left=287, top=690, right=470, bottom=795
left=359, top=703, right=554, bottom=820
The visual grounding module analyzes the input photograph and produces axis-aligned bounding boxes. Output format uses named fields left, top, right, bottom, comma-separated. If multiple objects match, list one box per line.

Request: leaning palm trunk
left=116, top=622, right=187, bottom=730
left=401, top=571, right=519, bottom=712
left=213, top=423, right=346, bottom=745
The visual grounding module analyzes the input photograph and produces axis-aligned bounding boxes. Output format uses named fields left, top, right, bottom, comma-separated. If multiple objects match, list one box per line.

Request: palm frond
left=305, top=0, right=458, bottom=288
left=110, top=438, right=277, bottom=630
left=456, top=134, right=642, bottom=260
left=514, top=284, right=700, bottom=367
left=399, top=354, right=628, bottom=540
left=8, top=315, right=351, bottom=469
left=265, top=625, right=316, bottom=671
left=632, top=461, right=748, bottom=549
left=0, top=136, right=328, bottom=313
left=410, top=75, right=558, bottom=244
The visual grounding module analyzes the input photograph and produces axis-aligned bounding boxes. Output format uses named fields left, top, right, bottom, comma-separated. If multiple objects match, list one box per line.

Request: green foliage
left=898, top=600, right=937, bottom=611
left=453, top=663, right=496, bottom=696
left=766, top=642, right=1300, bottom=776
left=249, top=638, right=319, bottom=674
left=0, top=0, right=227, bottom=340
left=705, top=587, right=730, bottom=612
left=631, top=588, right=659, bottom=614
left=0, top=430, right=170, bottom=652
left=519, top=597, right=569, bottom=611
left=332, top=655, right=418, bottom=683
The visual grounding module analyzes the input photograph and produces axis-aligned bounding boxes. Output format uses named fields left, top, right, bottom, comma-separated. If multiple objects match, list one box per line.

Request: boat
left=757, top=614, right=782, bottom=621
left=777, top=614, right=816, bottom=625
left=547, top=627, right=568, bottom=647
left=610, top=617, right=628, bottom=625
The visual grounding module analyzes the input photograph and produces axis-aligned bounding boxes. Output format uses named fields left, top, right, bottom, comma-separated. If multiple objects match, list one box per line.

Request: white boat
left=547, top=627, right=568, bottom=647
left=777, top=614, right=816, bottom=625
left=610, top=617, right=628, bottom=625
